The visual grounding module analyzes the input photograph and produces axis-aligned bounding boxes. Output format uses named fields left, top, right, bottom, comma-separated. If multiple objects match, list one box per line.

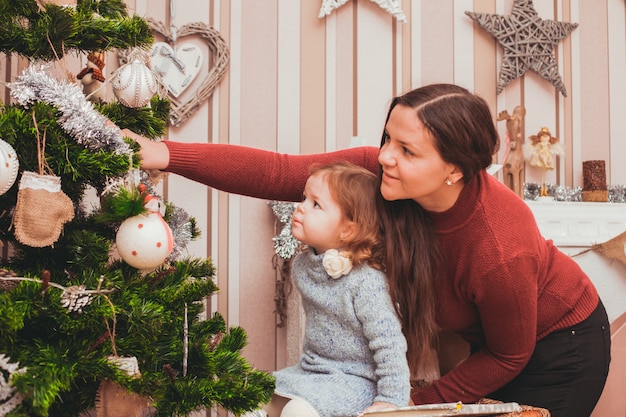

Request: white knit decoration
left=318, top=0, right=406, bottom=22
left=0, top=355, right=26, bottom=417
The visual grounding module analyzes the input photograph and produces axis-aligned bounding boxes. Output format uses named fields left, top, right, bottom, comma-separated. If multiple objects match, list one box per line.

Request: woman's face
left=378, top=104, right=463, bottom=212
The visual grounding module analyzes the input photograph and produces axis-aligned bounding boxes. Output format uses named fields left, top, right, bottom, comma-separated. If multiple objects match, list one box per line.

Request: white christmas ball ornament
left=116, top=211, right=174, bottom=270
left=111, top=59, right=158, bottom=108
left=0, top=139, right=19, bottom=196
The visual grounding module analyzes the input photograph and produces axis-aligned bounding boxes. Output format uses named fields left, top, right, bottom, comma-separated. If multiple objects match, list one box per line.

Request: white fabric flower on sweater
left=322, top=249, right=353, bottom=279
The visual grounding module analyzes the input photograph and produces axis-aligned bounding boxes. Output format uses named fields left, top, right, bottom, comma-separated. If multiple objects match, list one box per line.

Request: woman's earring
left=445, top=179, right=453, bottom=186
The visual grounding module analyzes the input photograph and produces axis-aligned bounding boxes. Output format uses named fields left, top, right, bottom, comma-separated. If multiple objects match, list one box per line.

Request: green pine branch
left=0, top=0, right=153, bottom=60
left=0, top=1, right=275, bottom=416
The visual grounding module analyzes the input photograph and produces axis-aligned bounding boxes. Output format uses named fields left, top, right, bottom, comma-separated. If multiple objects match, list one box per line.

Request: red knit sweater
left=164, top=141, right=599, bottom=405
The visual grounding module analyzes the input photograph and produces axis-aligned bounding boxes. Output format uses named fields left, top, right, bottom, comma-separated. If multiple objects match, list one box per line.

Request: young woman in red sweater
left=123, top=84, right=610, bottom=417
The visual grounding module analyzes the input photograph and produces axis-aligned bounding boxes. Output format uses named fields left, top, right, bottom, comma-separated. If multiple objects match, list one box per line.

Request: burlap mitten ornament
left=95, top=380, right=153, bottom=417
left=13, top=171, right=74, bottom=247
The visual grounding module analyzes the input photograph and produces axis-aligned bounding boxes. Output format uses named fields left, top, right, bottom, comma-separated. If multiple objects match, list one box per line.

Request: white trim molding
left=527, top=200, right=626, bottom=247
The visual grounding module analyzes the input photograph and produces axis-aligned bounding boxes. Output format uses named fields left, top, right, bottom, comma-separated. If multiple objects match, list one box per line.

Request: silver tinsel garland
left=166, top=205, right=193, bottom=262
left=268, top=201, right=300, bottom=260
left=525, top=182, right=626, bottom=203
left=8, top=65, right=131, bottom=155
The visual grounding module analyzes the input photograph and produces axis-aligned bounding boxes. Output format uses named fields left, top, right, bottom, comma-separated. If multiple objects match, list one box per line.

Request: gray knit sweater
left=274, top=248, right=410, bottom=417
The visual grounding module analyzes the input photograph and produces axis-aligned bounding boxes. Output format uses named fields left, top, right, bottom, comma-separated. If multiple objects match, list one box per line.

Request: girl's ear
left=339, top=221, right=356, bottom=242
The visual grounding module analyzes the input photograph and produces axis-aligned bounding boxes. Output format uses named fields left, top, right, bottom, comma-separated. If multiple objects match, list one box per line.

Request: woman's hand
left=120, top=128, right=170, bottom=170
left=359, top=401, right=396, bottom=416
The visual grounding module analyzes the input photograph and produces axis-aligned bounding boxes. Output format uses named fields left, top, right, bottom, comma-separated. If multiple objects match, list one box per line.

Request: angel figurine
left=523, top=127, right=565, bottom=197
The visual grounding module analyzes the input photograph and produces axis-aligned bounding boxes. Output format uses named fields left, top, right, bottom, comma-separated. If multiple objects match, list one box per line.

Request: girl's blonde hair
left=308, top=161, right=384, bottom=269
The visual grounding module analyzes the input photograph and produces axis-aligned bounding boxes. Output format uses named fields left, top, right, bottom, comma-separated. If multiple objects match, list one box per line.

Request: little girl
left=260, top=161, right=410, bottom=417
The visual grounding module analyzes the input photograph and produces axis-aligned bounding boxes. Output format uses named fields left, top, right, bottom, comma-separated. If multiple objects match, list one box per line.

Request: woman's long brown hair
left=376, top=193, right=441, bottom=377
left=377, top=84, right=499, bottom=377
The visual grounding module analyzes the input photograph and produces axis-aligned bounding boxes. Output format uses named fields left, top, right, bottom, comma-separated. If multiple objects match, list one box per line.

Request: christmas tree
left=0, top=1, right=274, bottom=416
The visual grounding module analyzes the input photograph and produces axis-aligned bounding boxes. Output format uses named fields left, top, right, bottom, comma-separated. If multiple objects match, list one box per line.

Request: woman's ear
left=448, top=165, right=464, bottom=184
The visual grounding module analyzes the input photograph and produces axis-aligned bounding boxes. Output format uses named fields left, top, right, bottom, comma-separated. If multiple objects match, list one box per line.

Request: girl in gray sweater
left=260, top=162, right=410, bottom=417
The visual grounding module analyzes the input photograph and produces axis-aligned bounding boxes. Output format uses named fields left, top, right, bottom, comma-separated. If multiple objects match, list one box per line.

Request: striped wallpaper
left=2, top=0, right=624, bottom=374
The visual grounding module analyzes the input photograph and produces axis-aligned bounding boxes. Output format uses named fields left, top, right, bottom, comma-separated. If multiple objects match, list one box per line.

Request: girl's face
left=292, top=173, right=351, bottom=254
left=378, top=105, right=463, bottom=212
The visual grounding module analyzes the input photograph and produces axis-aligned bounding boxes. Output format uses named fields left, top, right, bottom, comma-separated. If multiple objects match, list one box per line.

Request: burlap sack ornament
left=13, top=171, right=74, bottom=247
left=95, top=380, right=153, bottom=417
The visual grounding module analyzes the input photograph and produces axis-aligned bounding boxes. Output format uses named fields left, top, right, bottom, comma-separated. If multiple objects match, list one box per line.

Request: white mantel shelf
left=526, top=200, right=626, bottom=247
left=526, top=200, right=626, bottom=324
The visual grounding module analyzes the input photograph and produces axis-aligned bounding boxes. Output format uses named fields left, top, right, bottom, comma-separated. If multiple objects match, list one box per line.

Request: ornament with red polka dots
left=115, top=194, right=173, bottom=270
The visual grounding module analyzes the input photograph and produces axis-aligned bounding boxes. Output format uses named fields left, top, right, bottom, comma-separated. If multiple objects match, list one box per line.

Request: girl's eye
left=382, top=132, right=390, bottom=143
left=313, top=201, right=320, bottom=208
left=403, top=146, right=414, bottom=156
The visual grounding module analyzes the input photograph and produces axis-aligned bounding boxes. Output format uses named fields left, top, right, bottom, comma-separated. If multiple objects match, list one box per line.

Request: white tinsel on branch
left=0, top=354, right=26, bottom=417
left=8, top=65, right=131, bottom=155
left=166, top=204, right=193, bottom=262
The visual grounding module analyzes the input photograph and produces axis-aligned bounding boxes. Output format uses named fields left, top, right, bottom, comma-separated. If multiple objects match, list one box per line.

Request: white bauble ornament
left=0, top=139, right=19, bottom=196
left=116, top=211, right=173, bottom=270
left=111, top=59, right=158, bottom=108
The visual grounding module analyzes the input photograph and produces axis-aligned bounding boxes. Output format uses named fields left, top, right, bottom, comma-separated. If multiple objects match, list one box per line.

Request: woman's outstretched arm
left=123, top=129, right=380, bottom=202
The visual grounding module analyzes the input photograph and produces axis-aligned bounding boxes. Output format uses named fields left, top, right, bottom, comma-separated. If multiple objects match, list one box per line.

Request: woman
left=124, top=84, right=610, bottom=417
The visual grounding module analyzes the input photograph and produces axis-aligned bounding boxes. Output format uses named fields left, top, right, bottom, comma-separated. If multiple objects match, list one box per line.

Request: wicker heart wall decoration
left=146, top=18, right=230, bottom=127
left=151, top=42, right=202, bottom=98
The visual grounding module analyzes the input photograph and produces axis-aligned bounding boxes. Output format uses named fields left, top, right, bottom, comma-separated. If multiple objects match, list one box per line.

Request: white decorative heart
left=145, top=18, right=230, bottom=126
left=150, top=42, right=203, bottom=98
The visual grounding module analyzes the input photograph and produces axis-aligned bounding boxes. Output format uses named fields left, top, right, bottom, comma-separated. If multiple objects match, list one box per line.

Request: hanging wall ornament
left=318, top=0, right=407, bottom=22
left=146, top=17, right=229, bottom=126
left=268, top=201, right=301, bottom=260
left=151, top=41, right=203, bottom=98
left=13, top=171, right=75, bottom=248
left=115, top=195, right=174, bottom=270
left=111, top=56, right=159, bottom=108
left=465, top=0, right=578, bottom=96
left=0, top=139, right=19, bottom=196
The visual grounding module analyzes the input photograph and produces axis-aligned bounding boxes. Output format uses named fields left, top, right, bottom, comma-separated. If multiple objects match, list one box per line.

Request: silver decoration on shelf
left=522, top=182, right=625, bottom=203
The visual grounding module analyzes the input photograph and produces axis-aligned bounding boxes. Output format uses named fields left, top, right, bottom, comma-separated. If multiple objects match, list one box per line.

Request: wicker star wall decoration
left=466, top=0, right=578, bottom=96
left=319, top=0, right=407, bottom=23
